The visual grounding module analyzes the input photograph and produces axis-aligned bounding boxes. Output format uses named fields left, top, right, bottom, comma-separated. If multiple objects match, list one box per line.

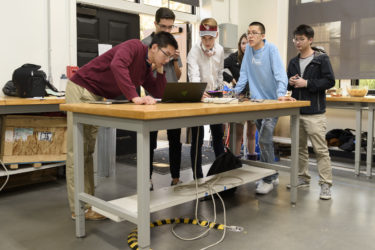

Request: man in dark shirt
left=283, top=24, right=335, bottom=200
left=142, top=7, right=183, bottom=190
left=66, top=32, right=178, bottom=220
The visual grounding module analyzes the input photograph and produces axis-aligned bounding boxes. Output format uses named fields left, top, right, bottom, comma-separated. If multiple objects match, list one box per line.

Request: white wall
left=237, top=0, right=289, bottom=65
left=0, top=0, right=72, bottom=95
left=200, top=0, right=238, bottom=25
left=1, top=0, right=47, bottom=94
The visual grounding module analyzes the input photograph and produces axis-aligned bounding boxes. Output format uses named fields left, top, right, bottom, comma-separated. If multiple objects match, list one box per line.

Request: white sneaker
left=255, top=180, right=274, bottom=194
left=272, top=177, right=279, bottom=186
left=256, top=178, right=279, bottom=187
left=319, top=183, right=331, bottom=200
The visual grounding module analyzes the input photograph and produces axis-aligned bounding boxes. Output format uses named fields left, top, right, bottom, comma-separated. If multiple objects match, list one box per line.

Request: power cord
left=0, top=159, right=10, bottom=192
left=171, top=126, right=240, bottom=250
left=126, top=127, right=245, bottom=250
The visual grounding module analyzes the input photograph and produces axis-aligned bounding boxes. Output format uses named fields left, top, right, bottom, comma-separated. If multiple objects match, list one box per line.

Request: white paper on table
left=98, top=44, right=113, bottom=55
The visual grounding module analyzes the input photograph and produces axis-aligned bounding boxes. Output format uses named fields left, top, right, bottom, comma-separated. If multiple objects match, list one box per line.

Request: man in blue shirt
left=235, top=21, right=288, bottom=194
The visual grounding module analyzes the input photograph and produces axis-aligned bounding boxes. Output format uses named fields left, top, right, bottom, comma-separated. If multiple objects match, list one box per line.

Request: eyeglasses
left=247, top=31, right=263, bottom=37
left=157, top=24, right=176, bottom=30
left=159, top=47, right=174, bottom=60
left=293, top=38, right=306, bottom=43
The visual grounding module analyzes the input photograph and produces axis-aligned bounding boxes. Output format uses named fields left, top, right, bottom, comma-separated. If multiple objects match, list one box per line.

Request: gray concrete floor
left=1, top=155, right=375, bottom=250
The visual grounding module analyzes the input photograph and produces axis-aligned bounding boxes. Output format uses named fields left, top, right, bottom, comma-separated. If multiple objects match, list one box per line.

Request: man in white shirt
left=187, top=18, right=225, bottom=178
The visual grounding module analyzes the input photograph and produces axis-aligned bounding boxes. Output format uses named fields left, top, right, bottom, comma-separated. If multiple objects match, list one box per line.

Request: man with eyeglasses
left=142, top=7, right=183, bottom=190
left=234, top=21, right=288, bottom=195
left=65, top=31, right=178, bottom=220
left=283, top=24, right=335, bottom=200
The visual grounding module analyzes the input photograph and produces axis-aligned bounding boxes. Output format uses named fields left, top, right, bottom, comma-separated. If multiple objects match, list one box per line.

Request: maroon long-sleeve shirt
left=70, top=39, right=166, bottom=100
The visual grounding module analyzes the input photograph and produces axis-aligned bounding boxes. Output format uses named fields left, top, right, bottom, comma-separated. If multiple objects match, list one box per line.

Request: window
left=288, top=0, right=375, bottom=89
left=310, top=22, right=341, bottom=76
left=143, top=0, right=196, bottom=14
left=359, top=79, right=375, bottom=90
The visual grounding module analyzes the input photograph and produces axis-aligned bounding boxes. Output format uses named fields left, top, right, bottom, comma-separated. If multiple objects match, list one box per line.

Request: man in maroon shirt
left=66, top=32, right=178, bottom=220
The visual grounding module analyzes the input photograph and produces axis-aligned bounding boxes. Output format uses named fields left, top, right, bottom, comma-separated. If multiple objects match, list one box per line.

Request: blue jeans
left=255, top=117, right=279, bottom=183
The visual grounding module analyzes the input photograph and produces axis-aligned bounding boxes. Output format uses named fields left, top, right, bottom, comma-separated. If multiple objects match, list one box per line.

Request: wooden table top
left=60, top=100, right=310, bottom=120
left=0, top=96, right=65, bottom=105
left=327, top=95, right=375, bottom=103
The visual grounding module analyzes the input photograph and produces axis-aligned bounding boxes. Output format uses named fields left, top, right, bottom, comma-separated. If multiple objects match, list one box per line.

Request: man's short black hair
left=150, top=31, right=178, bottom=50
left=294, top=24, right=314, bottom=39
left=249, top=21, right=266, bottom=34
left=155, top=7, right=175, bottom=23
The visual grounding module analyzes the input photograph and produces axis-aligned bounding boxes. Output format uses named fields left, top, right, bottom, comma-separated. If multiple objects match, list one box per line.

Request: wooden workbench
left=60, top=99, right=310, bottom=250
left=327, top=96, right=375, bottom=176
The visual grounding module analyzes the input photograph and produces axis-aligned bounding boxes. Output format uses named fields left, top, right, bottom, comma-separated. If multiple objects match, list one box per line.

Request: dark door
left=77, top=5, right=140, bottom=67
left=76, top=5, right=140, bottom=155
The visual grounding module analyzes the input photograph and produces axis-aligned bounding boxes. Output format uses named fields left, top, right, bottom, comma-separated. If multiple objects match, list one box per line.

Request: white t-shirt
left=187, top=42, right=224, bottom=91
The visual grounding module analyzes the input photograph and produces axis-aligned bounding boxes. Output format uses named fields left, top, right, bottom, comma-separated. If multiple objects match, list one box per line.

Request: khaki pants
left=65, top=80, right=102, bottom=212
left=299, top=114, right=332, bottom=186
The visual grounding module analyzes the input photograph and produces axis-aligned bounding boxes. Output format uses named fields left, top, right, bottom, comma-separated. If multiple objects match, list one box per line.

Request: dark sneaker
left=286, top=178, right=310, bottom=189
left=171, top=180, right=183, bottom=186
left=150, top=179, right=154, bottom=191
left=319, top=183, right=332, bottom=200
left=247, top=154, right=258, bottom=161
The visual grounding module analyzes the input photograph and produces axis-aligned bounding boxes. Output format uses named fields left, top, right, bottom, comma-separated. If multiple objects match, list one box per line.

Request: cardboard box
left=0, top=115, right=67, bottom=164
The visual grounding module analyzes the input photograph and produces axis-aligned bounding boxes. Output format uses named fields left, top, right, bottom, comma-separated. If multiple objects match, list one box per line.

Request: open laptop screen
left=161, top=82, right=207, bottom=103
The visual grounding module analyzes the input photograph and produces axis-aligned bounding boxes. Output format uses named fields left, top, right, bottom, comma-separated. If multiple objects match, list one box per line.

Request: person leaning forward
left=65, top=32, right=178, bottom=220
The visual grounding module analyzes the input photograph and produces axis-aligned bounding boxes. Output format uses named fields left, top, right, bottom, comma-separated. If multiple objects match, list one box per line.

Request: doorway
left=76, top=5, right=140, bottom=155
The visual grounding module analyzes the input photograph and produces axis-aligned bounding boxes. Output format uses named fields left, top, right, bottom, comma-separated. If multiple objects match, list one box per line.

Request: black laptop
left=161, top=82, right=207, bottom=103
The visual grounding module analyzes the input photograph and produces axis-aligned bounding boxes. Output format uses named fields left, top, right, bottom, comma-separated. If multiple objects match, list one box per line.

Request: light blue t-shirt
left=234, top=40, right=288, bottom=99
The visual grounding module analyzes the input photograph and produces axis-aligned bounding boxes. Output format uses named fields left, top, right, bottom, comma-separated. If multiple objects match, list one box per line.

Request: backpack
left=326, top=128, right=367, bottom=152
left=207, top=147, right=242, bottom=176
left=12, top=64, right=57, bottom=98
left=2, top=80, right=17, bottom=96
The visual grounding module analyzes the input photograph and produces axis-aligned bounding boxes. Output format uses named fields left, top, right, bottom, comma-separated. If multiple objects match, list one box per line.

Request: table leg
left=290, top=113, right=300, bottom=205
left=366, top=106, right=374, bottom=177
left=97, top=127, right=116, bottom=177
left=354, top=107, right=362, bottom=176
left=137, top=130, right=151, bottom=250
left=229, top=122, right=236, bottom=153
left=73, top=119, right=86, bottom=237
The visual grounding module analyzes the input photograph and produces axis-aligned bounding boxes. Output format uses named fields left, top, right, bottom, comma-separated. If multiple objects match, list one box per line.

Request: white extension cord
left=0, top=159, right=10, bottom=192
left=171, top=126, right=243, bottom=250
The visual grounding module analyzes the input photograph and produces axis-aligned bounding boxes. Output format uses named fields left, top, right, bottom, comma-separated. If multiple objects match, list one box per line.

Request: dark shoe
left=171, top=180, right=183, bottom=186
left=286, top=178, right=310, bottom=189
left=71, top=208, right=106, bottom=221
left=247, top=154, right=258, bottom=161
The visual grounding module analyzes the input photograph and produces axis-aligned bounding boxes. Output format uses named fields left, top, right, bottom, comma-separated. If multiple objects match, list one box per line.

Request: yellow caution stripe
left=126, top=218, right=225, bottom=250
